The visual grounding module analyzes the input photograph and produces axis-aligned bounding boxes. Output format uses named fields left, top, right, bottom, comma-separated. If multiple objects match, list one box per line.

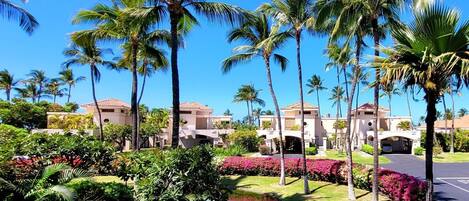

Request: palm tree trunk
left=353, top=84, right=359, bottom=145
left=442, top=96, right=448, bottom=135
left=424, top=91, right=437, bottom=201
left=336, top=66, right=341, bottom=118
left=53, top=95, right=57, bottom=104
left=295, top=31, right=309, bottom=194
left=406, top=90, right=413, bottom=129
left=316, top=90, right=321, bottom=117
left=67, top=84, right=72, bottom=103
left=90, top=65, right=103, bottom=141
left=450, top=90, right=455, bottom=154
left=250, top=101, right=254, bottom=125
left=138, top=64, right=148, bottom=105
left=170, top=12, right=181, bottom=148
left=371, top=18, right=380, bottom=201
left=343, top=65, right=349, bottom=101
left=131, top=40, right=139, bottom=151
left=264, top=55, right=286, bottom=186
left=6, top=89, right=10, bottom=102
left=37, top=85, right=42, bottom=102
left=246, top=101, right=251, bottom=124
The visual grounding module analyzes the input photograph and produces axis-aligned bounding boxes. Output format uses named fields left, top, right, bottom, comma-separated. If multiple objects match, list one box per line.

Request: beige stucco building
left=81, top=98, right=132, bottom=125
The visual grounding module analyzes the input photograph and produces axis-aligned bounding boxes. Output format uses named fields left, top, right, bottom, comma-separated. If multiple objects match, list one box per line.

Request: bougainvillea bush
left=220, top=157, right=426, bottom=201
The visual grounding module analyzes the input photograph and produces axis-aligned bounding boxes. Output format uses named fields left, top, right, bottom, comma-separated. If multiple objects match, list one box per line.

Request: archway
left=285, top=136, right=302, bottom=154
left=381, top=136, right=412, bottom=154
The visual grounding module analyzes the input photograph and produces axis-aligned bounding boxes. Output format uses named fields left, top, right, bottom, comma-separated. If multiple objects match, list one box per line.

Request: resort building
left=80, top=98, right=132, bottom=125
left=167, top=102, right=234, bottom=148
left=419, top=115, right=469, bottom=133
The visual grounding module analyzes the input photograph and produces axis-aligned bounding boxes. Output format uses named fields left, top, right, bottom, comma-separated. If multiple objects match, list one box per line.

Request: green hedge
left=361, top=144, right=381, bottom=155
left=421, top=130, right=469, bottom=152
left=414, top=147, right=424, bottom=155
left=228, top=129, right=260, bottom=152
left=305, top=146, right=317, bottom=155
left=66, top=180, right=133, bottom=201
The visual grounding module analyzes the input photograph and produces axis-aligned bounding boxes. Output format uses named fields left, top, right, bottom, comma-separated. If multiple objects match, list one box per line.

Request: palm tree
left=0, top=0, right=38, bottom=34
left=222, top=13, right=290, bottom=185
left=459, top=108, right=468, bottom=117
left=234, top=85, right=252, bottom=124
left=233, top=84, right=265, bottom=125
left=63, top=39, right=115, bottom=141
left=347, top=68, right=370, bottom=144
left=0, top=70, right=19, bottom=101
left=47, top=78, right=67, bottom=103
left=140, top=0, right=248, bottom=148
left=330, top=85, right=345, bottom=148
left=325, top=43, right=352, bottom=103
left=27, top=70, right=48, bottom=102
left=380, top=82, right=401, bottom=116
left=259, top=0, right=315, bottom=193
left=252, top=108, right=263, bottom=127
left=15, top=81, right=38, bottom=102
left=379, top=4, right=469, bottom=200
left=59, top=68, right=85, bottom=103
left=223, top=109, right=233, bottom=116
left=307, top=75, right=326, bottom=117
left=0, top=163, right=88, bottom=201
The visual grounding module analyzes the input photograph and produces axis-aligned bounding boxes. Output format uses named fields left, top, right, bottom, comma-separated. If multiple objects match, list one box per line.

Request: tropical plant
left=458, top=108, right=468, bottom=117
left=233, top=84, right=265, bottom=125
left=59, top=68, right=85, bottom=103
left=380, top=82, right=401, bottom=116
left=0, top=70, right=19, bottom=101
left=104, top=123, right=131, bottom=152
left=0, top=163, right=88, bottom=201
left=46, top=78, right=67, bottom=103
left=329, top=86, right=345, bottom=116
left=397, top=121, right=411, bottom=131
left=63, top=38, right=115, bottom=141
left=0, top=0, right=38, bottom=34
left=259, top=0, right=315, bottom=192
left=0, top=99, right=47, bottom=129
left=14, top=81, right=38, bottom=102
left=307, top=74, right=326, bottom=117
left=379, top=4, right=469, bottom=200
left=27, top=70, right=49, bottom=102
left=223, top=109, right=233, bottom=116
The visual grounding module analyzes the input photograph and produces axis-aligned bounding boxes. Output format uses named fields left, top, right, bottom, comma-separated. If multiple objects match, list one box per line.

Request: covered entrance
left=381, top=136, right=412, bottom=154
left=285, top=136, right=302, bottom=154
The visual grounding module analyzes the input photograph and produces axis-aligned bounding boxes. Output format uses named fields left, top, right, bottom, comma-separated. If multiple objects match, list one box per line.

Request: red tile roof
left=81, top=98, right=130, bottom=108
left=282, top=102, right=318, bottom=110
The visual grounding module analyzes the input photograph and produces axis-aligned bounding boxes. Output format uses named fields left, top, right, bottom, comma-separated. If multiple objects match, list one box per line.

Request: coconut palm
left=330, top=85, right=345, bottom=147
left=0, top=70, right=19, bottom=101
left=325, top=43, right=352, bottom=102
left=222, top=13, right=290, bottom=185
left=379, top=4, right=469, bottom=200
left=27, top=70, right=48, bottom=102
left=258, top=0, right=315, bottom=192
left=223, top=109, right=233, bottom=116
left=59, top=68, right=85, bottom=103
left=252, top=108, right=263, bottom=127
left=0, top=163, right=88, bottom=201
left=63, top=39, right=115, bottom=141
left=0, top=0, right=38, bottom=34
left=47, top=78, right=67, bottom=103
left=233, top=84, right=265, bottom=125
left=459, top=108, right=468, bottom=117
left=15, top=81, right=38, bottom=102
left=347, top=68, right=370, bottom=144
left=380, top=82, right=401, bottom=116
left=234, top=85, right=253, bottom=124
left=307, top=75, right=326, bottom=117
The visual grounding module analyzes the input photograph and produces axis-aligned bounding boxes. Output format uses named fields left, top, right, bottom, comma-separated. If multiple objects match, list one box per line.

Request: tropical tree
left=223, top=109, right=233, bottom=116
left=0, top=0, right=38, bottom=34
left=307, top=75, right=326, bottom=117
left=27, top=70, right=48, bottom=102
left=15, top=81, right=38, bottom=102
left=347, top=67, right=370, bottom=144
left=59, top=68, right=85, bottom=103
left=233, top=84, right=265, bottom=125
left=0, top=163, right=88, bottom=201
left=0, top=70, right=19, bottom=101
left=330, top=85, right=345, bottom=150
left=63, top=39, right=115, bottom=141
left=459, top=108, right=468, bottom=117
left=379, top=4, right=469, bottom=200
left=46, top=78, right=67, bottom=103
left=380, top=82, right=401, bottom=116
left=259, top=0, right=315, bottom=192
left=222, top=13, right=290, bottom=185
left=325, top=43, right=352, bottom=102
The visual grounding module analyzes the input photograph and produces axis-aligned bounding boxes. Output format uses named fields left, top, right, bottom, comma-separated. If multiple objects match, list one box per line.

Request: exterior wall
left=83, top=106, right=131, bottom=125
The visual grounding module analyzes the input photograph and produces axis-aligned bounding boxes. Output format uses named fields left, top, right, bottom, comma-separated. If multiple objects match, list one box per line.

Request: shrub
left=305, top=146, right=317, bottom=155
left=228, top=130, right=260, bottom=152
left=66, top=180, right=133, bottom=201
left=212, top=145, right=248, bottom=157
left=361, top=144, right=380, bottom=155
left=397, top=121, right=412, bottom=131
left=220, top=157, right=426, bottom=201
left=259, top=145, right=271, bottom=155
left=261, top=121, right=272, bottom=130
left=104, top=123, right=131, bottom=152
left=414, top=147, right=424, bottom=155
left=433, top=146, right=443, bottom=156
left=289, top=124, right=300, bottom=131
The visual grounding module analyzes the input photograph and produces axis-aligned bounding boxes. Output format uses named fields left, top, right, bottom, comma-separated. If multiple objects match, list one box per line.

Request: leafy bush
left=220, top=157, right=427, bottom=201
left=104, top=123, right=131, bottom=152
left=397, top=121, right=412, bottom=131
left=48, top=113, right=95, bottom=130
left=421, top=130, right=469, bottom=152
left=232, top=122, right=258, bottom=130
left=134, top=146, right=229, bottom=200
left=66, top=180, right=133, bottom=201
left=433, top=146, right=443, bottom=156
left=289, top=124, right=300, bottom=131
left=305, top=146, right=317, bottom=155
left=0, top=100, right=48, bottom=129
left=261, top=121, right=272, bottom=130
left=228, top=130, right=260, bottom=152
left=259, top=145, right=271, bottom=155
left=212, top=145, right=248, bottom=157
left=414, top=147, right=424, bottom=155
left=361, top=144, right=381, bottom=155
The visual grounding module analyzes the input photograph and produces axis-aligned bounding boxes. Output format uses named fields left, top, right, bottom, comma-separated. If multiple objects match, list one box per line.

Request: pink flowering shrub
left=220, top=157, right=426, bottom=201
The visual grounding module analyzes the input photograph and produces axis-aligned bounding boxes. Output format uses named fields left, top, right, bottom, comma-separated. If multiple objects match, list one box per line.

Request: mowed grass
left=309, top=150, right=391, bottom=165
left=223, top=175, right=389, bottom=201
left=418, top=152, right=469, bottom=163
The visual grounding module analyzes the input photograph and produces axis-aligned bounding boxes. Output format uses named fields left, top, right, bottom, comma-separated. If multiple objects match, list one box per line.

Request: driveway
left=383, top=154, right=469, bottom=201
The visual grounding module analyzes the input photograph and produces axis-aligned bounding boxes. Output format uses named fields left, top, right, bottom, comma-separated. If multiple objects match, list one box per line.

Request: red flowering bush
left=220, top=157, right=427, bottom=201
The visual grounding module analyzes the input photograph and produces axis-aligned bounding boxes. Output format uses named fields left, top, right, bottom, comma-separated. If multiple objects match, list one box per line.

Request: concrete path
left=383, top=154, right=469, bottom=201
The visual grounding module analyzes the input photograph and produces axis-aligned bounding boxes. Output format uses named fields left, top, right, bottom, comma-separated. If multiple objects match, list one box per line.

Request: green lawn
left=223, top=175, right=389, bottom=201
left=309, top=150, right=390, bottom=165
left=418, top=152, right=469, bottom=163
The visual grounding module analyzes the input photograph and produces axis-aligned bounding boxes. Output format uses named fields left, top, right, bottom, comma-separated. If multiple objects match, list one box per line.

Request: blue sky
left=0, top=0, right=468, bottom=122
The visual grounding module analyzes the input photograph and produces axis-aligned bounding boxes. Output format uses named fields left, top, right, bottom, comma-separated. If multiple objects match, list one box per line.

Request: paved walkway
left=383, top=154, right=469, bottom=201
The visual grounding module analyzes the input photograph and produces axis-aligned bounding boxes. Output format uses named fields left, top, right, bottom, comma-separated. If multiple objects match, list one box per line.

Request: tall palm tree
left=380, top=82, right=400, bottom=117
left=141, top=0, right=248, bottom=148
left=379, top=4, right=469, bottom=200
left=347, top=68, right=370, bottom=144
left=0, top=69, right=19, bottom=101
left=0, top=0, right=38, bottom=34
left=307, top=75, right=326, bottom=117
left=222, top=13, right=290, bottom=185
left=234, top=84, right=265, bottom=125
left=27, top=70, right=48, bottom=102
left=59, top=68, right=85, bottom=103
left=63, top=39, right=115, bottom=141
left=47, top=78, right=67, bottom=103
left=259, top=0, right=315, bottom=193
left=15, top=81, right=38, bottom=102
left=459, top=108, right=468, bottom=117
left=330, top=85, right=345, bottom=147
left=325, top=43, right=352, bottom=103
left=233, top=85, right=252, bottom=124
left=252, top=108, right=263, bottom=127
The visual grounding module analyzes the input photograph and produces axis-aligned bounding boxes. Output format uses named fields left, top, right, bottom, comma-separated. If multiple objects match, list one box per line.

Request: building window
left=102, top=109, right=115, bottom=113
left=104, top=119, right=110, bottom=123
left=180, top=111, right=192, bottom=114
left=364, top=112, right=374, bottom=115
left=368, top=122, right=373, bottom=127
left=304, top=111, right=312, bottom=115
left=121, top=109, right=125, bottom=113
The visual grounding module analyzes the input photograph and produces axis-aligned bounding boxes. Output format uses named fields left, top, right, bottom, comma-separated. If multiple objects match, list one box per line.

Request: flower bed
left=220, top=157, right=426, bottom=201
